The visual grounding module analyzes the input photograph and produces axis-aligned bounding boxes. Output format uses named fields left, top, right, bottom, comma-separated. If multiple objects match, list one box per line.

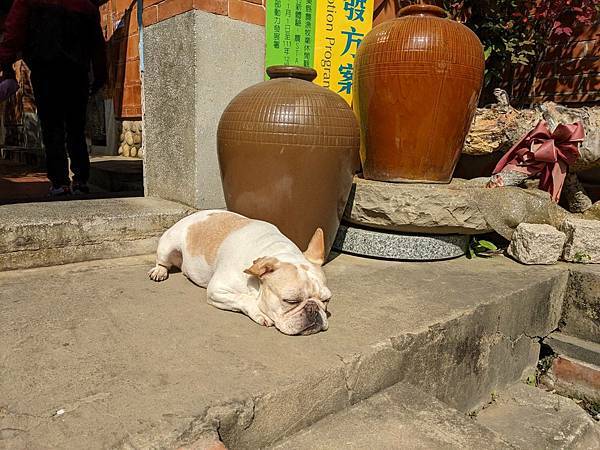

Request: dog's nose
left=305, top=301, right=319, bottom=316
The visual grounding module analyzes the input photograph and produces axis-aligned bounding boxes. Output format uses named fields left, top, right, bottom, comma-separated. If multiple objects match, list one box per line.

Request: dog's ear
left=244, top=257, right=280, bottom=278
left=304, top=228, right=325, bottom=266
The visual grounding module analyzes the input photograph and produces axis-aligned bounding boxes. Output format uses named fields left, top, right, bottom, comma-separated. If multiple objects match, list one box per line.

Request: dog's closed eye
left=283, top=298, right=302, bottom=304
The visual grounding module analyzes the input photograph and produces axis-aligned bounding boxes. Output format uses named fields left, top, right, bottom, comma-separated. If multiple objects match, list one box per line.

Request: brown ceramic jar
left=353, top=3, right=485, bottom=183
left=217, top=66, right=360, bottom=255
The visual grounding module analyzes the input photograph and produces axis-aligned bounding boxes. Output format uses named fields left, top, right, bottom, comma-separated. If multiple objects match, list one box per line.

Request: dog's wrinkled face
left=244, top=229, right=331, bottom=335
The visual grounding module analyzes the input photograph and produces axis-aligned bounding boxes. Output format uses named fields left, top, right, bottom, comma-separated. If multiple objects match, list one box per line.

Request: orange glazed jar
left=353, top=3, right=485, bottom=183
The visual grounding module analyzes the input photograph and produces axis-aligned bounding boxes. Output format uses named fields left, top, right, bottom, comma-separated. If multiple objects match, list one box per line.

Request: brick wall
left=510, top=22, right=600, bottom=105
left=102, top=0, right=266, bottom=118
left=101, top=0, right=143, bottom=118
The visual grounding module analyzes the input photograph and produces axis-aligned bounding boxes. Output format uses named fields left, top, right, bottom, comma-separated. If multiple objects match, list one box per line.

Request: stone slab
left=344, top=176, right=570, bottom=238
left=143, top=11, right=265, bottom=209
left=546, top=332, right=600, bottom=367
left=0, top=254, right=567, bottom=449
left=477, top=383, right=600, bottom=449
left=562, top=218, right=600, bottom=264
left=333, top=224, right=468, bottom=260
left=508, top=223, right=566, bottom=265
left=561, top=265, right=600, bottom=343
left=273, top=383, right=511, bottom=449
left=0, top=197, right=194, bottom=271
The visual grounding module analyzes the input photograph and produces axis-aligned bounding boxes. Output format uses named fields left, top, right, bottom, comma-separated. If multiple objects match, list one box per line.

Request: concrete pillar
left=143, top=10, right=265, bottom=209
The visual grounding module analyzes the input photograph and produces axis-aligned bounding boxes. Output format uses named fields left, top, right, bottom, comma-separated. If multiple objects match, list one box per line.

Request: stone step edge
left=271, top=382, right=514, bottom=450
left=119, top=272, right=568, bottom=450
left=0, top=198, right=195, bottom=271
left=545, top=332, right=600, bottom=367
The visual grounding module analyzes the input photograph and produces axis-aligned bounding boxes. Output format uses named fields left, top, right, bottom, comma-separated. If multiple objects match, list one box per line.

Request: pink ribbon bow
left=492, top=120, right=585, bottom=202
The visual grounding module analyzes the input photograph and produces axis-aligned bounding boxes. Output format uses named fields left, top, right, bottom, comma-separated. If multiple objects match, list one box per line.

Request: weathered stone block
left=344, top=176, right=571, bottom=239
left=561, top=218, right=600, bottom=263
left=507, top=223, right=566, bottom=265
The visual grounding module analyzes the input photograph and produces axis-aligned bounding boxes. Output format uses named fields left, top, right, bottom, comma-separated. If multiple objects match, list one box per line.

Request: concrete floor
left=0, top=254, right=566, bottom=449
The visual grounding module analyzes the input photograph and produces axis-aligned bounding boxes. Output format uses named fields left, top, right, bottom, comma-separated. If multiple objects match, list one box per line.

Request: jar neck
left=398, top=4, right=447, bottom=18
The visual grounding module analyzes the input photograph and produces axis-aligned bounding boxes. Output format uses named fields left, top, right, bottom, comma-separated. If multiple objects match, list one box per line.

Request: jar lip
left=398, top=4, right=448, bottom=18
left=267, top=65, right=318, bottom=82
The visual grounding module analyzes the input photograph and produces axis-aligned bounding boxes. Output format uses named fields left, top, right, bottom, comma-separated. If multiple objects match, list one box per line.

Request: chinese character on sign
left=341, top=26, right=364, bottom=56
left=337, top=63, right=353, bottom=94
left=344, top=0, right=367, bottom=22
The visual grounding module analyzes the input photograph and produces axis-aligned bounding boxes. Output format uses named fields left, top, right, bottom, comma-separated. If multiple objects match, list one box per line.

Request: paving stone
left=477, top=383, right=600, bottom=449
left=562, top=218, right=600, bottom=263
left=507, top=223, right=566, bottom=265
left=0, top=255, right=567, bottom=449
left=272, top=383, right=511, bottom=450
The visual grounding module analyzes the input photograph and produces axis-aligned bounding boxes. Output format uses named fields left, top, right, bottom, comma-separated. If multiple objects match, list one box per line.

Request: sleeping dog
left=149, top=210, right=331, bottom=335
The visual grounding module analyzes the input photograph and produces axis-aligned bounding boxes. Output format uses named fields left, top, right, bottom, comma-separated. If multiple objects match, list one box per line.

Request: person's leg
left=30, top=68, right=70, bottom=190
left=64, top=69, right=90, bottom=190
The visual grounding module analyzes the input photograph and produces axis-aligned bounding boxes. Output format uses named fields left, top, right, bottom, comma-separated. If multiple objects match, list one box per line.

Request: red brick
left=193, top=0, right=228, bottom=15
left=124, top=59, right=141, bottom=84
left=552, top=356, right=600, bottom=391
left=126, top=35, right=140, bottom=60
left=536, top=61, right=555, bottom=78
left=582, top=74, right=600, bottom=92
left=534, top=75, right=582, bottom=95
left=244, top=0, right=262, bottom=4
left=512, top=63, right=532, bottom=79
left=228, top=0, right=265, bottom=26
left=128, top=5, right=139, bottom=36
left=157, top=0, right=194, bottom=23
left=572, top=23, right=600, bottom=41
left=123, top=84, right=142, bottom=108
left=545, top=41, right=592, bottom=60
left=115, top=0, right=135, bottom=12
left=559, top=57, right=600, bottom=75
left=142, top=5, right=158, bottom=26
left=122, top=106, right=142, bottom=118
left=145, top=0, right=164, bottom=6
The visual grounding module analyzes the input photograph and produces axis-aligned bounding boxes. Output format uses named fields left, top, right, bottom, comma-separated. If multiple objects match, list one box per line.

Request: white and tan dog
left=148, top=210, right=331, bottom=335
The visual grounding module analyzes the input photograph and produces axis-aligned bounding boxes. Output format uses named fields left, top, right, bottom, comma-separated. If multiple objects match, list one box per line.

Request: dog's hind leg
left=148, top=229, right=182, bottom=282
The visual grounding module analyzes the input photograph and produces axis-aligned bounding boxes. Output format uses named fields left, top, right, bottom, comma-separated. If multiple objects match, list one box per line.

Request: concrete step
left=561, top=265, right=600, bottom=344
left=0, top=197, right=194, bottom=270
left=0, top=255, right=570, bottom=449
left=88, top=156, right=143, bottom=193
left=477, top=383, right=600, bottom=449
left=271, top=383, right=512, bottom=449
left=545, top=332, right=600, bottom=367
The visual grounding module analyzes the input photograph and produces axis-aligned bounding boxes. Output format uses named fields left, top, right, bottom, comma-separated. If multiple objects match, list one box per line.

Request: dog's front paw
left=250, top=310, right=274, bottom=327
left=148, top=265, right=169, bottom=282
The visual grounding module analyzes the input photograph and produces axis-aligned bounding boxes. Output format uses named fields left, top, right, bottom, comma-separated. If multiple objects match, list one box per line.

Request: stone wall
left=100, top=0, right=267, bottom=120
left=118, top=120, right=144, bottom=158
left=143, top=9, right=264, bottom=208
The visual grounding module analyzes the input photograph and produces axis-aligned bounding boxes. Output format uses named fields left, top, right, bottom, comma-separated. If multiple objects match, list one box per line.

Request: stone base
left=344, top=175, right=571, bottom=240
left=333, top=224, right=469, bottom=261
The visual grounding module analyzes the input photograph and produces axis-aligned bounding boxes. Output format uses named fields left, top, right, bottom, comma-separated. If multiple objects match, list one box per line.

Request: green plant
left=468, top=237, right=500, bottom=258
left=574, top=251, right=591, bottom=263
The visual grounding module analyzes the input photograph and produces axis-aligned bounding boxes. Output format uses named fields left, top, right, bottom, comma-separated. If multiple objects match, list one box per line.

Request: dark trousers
left=30, top=64, right=90, bottom=187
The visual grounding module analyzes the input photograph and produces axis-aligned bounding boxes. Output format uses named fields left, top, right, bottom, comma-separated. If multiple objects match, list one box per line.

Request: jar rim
left=266, top=66, right=318, bottom=82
